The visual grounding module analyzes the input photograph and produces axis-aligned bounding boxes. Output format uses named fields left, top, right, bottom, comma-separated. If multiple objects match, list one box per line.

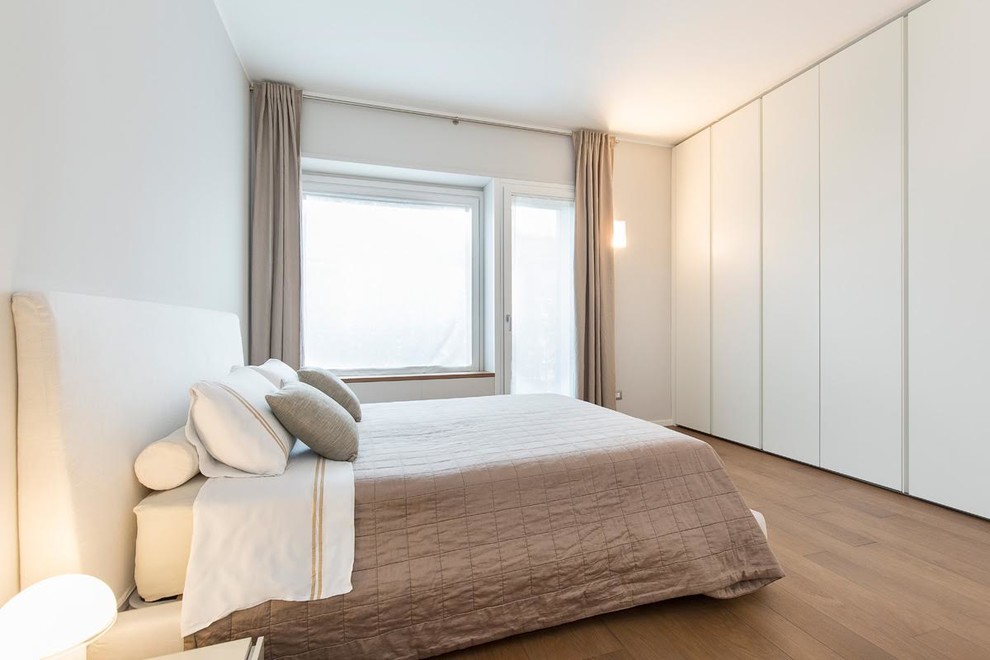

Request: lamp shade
left=0, top=574, right=117, bottom=659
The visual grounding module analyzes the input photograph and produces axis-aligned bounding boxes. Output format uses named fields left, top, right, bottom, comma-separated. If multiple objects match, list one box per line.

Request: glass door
left=504, top=191, right=577, bottom=395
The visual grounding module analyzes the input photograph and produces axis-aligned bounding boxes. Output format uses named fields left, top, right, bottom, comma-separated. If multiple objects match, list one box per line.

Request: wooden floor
left=438, top=429, right=990, bottom=660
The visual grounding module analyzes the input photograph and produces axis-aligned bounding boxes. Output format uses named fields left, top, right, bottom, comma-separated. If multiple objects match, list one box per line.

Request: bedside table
left=149, top=636, right=264, bottom=660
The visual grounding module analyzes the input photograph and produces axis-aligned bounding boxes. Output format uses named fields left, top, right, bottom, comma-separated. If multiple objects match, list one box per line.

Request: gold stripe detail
left=217, top=383, right=289, bottom=458
left=309, top=456, right=321, bottom=600
left=317, top=457, right=328, bottom=597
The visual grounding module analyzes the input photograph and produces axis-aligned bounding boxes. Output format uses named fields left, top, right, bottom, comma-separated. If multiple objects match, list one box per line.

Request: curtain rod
left=249, top=86, right=668, bottom=144
left=298, top=91, right=574, bottom=137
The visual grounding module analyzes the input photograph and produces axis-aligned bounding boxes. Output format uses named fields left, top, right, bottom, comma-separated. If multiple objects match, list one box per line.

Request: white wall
left=819, top=20, right=904, bottom=489
left=302, top=101, right=673, bottom=419
left=672, top=130, right=712, bottom=432
left=302, top=100, right=574, bottom=185
left=761, top=68, right=821, bottom=466
left=908, top=0, right=990, bottom=518
left=0, top=0, right=249, bottom=603
left=613, top=143, right=673, bottom=423
left=710, top=102, right=762, bottom=447
left=0, top=0, right=34, bottom=608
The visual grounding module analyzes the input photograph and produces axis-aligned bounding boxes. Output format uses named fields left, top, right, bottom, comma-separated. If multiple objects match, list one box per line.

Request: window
left=302, top=176, right=482, bottom=374
left=507, top=194, right=577, bottom=396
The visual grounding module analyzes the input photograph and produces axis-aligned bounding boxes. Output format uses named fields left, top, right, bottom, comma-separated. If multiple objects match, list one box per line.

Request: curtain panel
left=249, top=81, right=303, bottom=367
left=573, top=129, right=617, bottom=409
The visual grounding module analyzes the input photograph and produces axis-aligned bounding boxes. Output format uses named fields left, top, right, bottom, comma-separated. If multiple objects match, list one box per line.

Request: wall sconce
left=613, top=219, right=627, bottom=249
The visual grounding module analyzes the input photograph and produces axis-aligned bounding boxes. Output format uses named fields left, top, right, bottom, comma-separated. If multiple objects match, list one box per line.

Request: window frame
left=300, top=173, right=485, bottom=376
left=498, top=181, right=577, bottom=395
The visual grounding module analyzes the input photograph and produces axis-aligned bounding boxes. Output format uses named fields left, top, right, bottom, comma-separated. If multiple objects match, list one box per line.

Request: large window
left=302, top=176, right=482, bottom=374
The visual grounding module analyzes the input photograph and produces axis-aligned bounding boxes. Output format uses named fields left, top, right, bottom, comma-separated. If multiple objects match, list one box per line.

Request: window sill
left=341, top=371, right=496, bottom=384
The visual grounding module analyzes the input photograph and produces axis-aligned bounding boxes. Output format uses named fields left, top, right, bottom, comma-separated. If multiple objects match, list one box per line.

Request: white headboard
left=12, top=292, right=244, bottom=605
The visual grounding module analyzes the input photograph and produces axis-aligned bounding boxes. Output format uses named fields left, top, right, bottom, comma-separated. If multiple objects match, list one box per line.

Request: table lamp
left=0, top=574, right=117, bottom=659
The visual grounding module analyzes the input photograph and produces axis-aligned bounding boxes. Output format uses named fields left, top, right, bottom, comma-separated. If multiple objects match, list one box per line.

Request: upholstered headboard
left=12, top=292, right=244, bottom=606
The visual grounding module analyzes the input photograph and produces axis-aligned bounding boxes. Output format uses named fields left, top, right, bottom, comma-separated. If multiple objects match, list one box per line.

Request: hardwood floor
left=438, top=429, right=990, bottom=660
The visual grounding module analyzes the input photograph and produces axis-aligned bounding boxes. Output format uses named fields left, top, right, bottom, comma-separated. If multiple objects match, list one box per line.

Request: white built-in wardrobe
left=673, top=0, right=990, bottom=519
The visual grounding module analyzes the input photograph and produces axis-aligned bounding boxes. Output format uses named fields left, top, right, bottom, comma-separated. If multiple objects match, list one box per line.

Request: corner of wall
left=612, top=142, right=674, bottom=422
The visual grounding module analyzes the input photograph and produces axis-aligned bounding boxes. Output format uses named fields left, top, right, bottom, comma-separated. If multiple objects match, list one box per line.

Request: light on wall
left=613, top=219, right=627, bottom=249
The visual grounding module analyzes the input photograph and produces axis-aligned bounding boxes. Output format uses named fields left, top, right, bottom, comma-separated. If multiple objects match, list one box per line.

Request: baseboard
left=652, top=419, right=675, bottom=426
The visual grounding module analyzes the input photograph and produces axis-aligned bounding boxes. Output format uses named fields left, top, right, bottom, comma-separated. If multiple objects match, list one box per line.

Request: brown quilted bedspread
left=188, top=394, right=783, bottom=658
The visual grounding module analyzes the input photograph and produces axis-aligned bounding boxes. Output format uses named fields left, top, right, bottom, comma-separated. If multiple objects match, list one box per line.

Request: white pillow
left=239, top=358, right=299, bottom=388
left=134, top=428, right=200, bottom=490
left=185, top=367, right=296, bottom=477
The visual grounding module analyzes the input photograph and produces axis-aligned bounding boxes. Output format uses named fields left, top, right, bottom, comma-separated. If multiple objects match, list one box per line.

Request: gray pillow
left=298, top=367, right=362, bottom=422
left=266, top=382, right=359, bottom=462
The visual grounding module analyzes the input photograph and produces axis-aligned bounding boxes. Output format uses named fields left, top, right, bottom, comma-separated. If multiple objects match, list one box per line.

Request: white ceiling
left=214, top=0, right=919, bottom=145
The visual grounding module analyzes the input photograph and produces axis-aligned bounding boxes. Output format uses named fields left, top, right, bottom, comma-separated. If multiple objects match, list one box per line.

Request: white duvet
left=181, top=446, right=355, bottom=636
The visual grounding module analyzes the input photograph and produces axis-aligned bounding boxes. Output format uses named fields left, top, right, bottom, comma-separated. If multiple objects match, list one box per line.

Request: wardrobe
left=672, top=0, right=990, bottom=519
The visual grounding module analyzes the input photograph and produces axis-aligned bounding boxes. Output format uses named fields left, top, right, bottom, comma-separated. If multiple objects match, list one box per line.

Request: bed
left=13, top=291, right=783, bottom=659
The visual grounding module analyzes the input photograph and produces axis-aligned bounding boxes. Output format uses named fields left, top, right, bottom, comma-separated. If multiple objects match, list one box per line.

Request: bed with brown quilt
left=11, top=292, right=780, bottom=658
left=184, top=393, right=783, bottom=658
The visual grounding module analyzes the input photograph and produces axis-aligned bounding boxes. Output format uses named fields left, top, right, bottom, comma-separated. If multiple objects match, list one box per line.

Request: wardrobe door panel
left=762, top=68, right=820, bottom=465
left=819, top=19, right=904, bottom=490
left=908, top=0, right=990, bottom=517
left=673, top=129, right=711, bottom=433
left=711, top=101, right=762, bottom=448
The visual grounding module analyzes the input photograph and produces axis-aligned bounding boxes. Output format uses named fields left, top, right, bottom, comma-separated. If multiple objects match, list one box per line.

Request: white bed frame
left=12, top=291, right=244, bottom=653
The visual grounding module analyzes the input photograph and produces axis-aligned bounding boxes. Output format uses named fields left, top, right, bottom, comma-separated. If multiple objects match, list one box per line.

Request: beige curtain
left=573, top=129, right=617, bottom=409
left=249, top=82, right=303, bottom=368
